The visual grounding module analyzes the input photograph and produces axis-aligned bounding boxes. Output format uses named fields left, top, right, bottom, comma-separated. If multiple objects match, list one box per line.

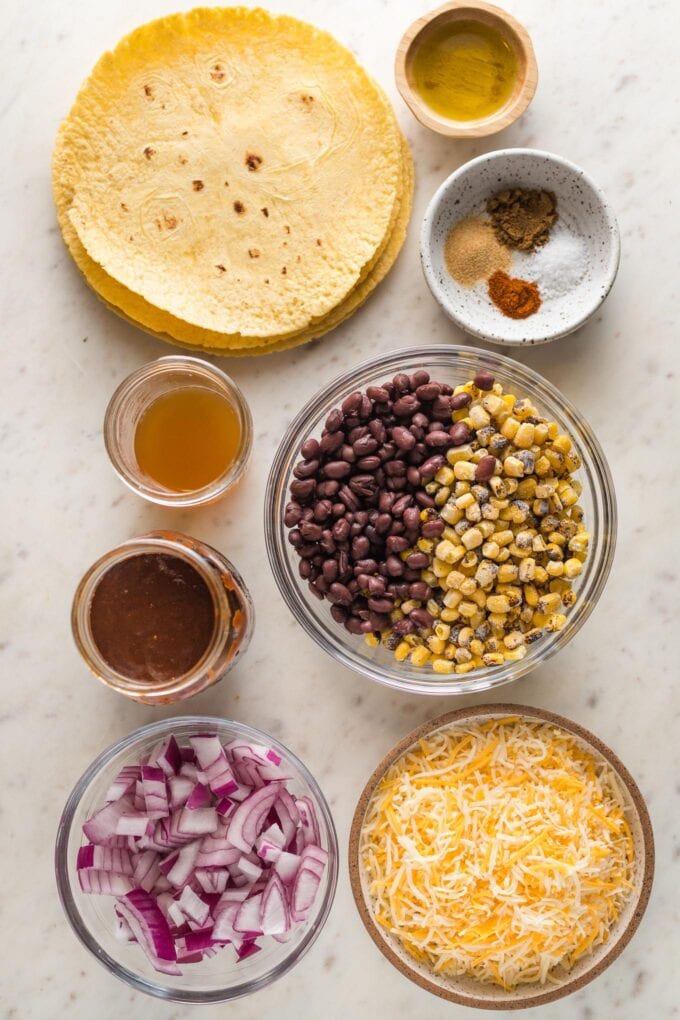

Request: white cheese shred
left=360, top=717, right=635, bottom=990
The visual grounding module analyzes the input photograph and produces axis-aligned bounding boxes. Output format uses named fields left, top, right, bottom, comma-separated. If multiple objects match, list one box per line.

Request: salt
left=515, top=225, right=587, bottom=301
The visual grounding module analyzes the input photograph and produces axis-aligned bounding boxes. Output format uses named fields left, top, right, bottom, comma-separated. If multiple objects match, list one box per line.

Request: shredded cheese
left=360, top=718, right=634, bottom=990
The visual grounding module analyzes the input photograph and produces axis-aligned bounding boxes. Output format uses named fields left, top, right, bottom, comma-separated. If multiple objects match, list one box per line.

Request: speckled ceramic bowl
left=421, top=149, right=620, bottom=345
left=349, top=704, right=654, bottom=1010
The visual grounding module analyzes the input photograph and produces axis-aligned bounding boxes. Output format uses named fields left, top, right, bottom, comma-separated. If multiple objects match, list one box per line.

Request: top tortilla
left=53, top=7, right=403, bottom=339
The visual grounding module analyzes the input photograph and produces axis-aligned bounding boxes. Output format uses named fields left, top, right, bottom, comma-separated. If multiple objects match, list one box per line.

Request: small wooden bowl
left=349, top=704, right=654, bottom=1010
left=395, top=1, right=538, bottom=138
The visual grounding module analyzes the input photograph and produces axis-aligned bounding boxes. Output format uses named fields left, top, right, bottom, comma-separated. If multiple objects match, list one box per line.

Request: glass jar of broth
left=104, top=356, right=253, bottom=507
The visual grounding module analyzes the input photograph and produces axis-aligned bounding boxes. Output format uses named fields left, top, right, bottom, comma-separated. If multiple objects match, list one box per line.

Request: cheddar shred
left=360, top=718, right=635, bottom=989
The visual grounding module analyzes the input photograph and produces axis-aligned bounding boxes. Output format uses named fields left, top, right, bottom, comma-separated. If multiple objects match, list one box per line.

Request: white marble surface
left=1, top=0, right=678, bottom=1017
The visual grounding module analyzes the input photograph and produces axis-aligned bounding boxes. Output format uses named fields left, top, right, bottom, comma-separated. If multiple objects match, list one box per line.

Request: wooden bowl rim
left=348, top=702, right=655, bottom=1010
left=394, top=0, right=538, bottom=138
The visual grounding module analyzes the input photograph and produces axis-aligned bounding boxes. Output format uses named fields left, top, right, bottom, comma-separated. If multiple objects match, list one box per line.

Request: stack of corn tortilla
left=53, top=7, right=413, bottom=356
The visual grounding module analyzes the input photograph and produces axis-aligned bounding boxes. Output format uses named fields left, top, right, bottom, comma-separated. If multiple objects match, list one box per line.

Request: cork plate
left=420, top=149, right=621, bottom=345
left=349, top=703, right=654, bottom=1010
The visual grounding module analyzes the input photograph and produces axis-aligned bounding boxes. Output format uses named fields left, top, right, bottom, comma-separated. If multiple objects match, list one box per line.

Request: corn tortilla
left=53, top=8, right=404, bottom=340
left=89, top=138, right=413, bottom=356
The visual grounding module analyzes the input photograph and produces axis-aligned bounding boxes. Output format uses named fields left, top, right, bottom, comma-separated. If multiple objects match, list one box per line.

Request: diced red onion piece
left=77, top=845, right=134, bottom=875
left=296, top=796, right=321, bottom=847
left=166, top=841, right=200, bottom=888
left=274, top=851, right=301, bottom=884
left=83, top=796, right=134, bottom=845
left=227, top=786, right=280, bottom=853
left=234, top=893, right=264, bottom=935
left=148, top=734, right=181, bottom=777
left=177, top=807, right=218, bottom=836
left=116, top=890, right=179, bottom=974
left=78, top=870, right=133, bottom=895
left=290, top=866, right=322, bottom=922
left=237, top=857, right=263, bottom=883
left=105, top=766, right=140, bottom=803
left=116, top=812, right=153, bottom=838
left=195, top=868, right=229, bottom=894
left=178, top=885, right=210, bottom=927
left=141, top=766, right=169, bottom=819
left=168, top=775, right=195, bottom=810
left=185, top=782, right=211, bottom=811
left=261, top=873, right=290, bottom=935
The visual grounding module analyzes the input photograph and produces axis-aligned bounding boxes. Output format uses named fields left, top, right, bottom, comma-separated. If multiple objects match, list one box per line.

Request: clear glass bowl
left=55, top=718, right=338, bottom=1003
left=104, top=356, right=253, bottom=508
left=264, top=346, right=616, bottom=695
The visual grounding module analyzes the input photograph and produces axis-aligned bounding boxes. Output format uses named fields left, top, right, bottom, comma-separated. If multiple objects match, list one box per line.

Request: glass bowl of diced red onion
left=55, top=717, right=338, bottom=1002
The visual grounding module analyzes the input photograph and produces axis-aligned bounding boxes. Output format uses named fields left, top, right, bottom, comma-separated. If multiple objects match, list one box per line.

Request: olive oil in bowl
left=411, top=19, right=518, bottom=122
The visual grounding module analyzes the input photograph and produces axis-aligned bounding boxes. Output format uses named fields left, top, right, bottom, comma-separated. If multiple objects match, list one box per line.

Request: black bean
left=367, top=385, right=390, bottom=402
left=450, top=422, right=471, bottom=446
left=354, top=558, right=379, bottom=575
left=368, top=419, right=386, bottom=443
left=328, top=582, right=353, bottom=605
left=375, top=513, right=392, bottom=535
left=313, top=499, right=332, bottom=522
left=475, top=455, right=497, bottom=482
left=406, top=466, right=421, bottom=486
left=389, top=477, right=407, bottom=491
left=341, top=391, right=362, bottom=415
left=393, top=372, right=411, bottom=393
left=352, top=535, right=370, bottom=559
left=315, top=576, right=329, bottom=593
left=322, top=560, right=338, bottom=583
left=319, top=532, right=336, bottom=554
left=368, top=613, right=390, bottom=631
left=403, top=506, right=421, bottom=530
left=299, top=521, right=323, bottom=541
left=406, top=551, right=429, bottom=569
left=431, top=395, right=454, bottom=421
left=353, top=435, right=379, bottom=456
left=424, top=430, right=450, bottom=449
left=298, top=559, right=312, bottom=579
left=287, top=529, right=302, bottom=547
left=474, top=370, right=495, bottom=391
left=324, top=461, right=351, bottom=479
left=338, top=485, right=359, bottom=511
left=332, top=518, right=350, bottom=542
left=392, top=425, right=416, bottom=450
left=355, top=456, right=379, bottom=472
left=290, top=478, right=315, bottom=501
left=451, top=392, right=472, bottom=410
left=349, top=475, right=378, bottom=499
left=329, top=604, right=347, bottom=625
left=410, top=370, right=430, bottom=388
left=415, top=383, right=441, bottom=401
left=393, top=617, right=416, bottom=635
left=416, top=492, right=435, bottom=508
left=284, top=503, right=303, bottom=527
left=341, top=445, right=356, bottom=463
left=385, top=460, right=406, bottom=477
left=409, top=581, right=431, bottom=601
left=368, top=597, right=394, bottom=614
left=320, top=431, right=344, bottom=454
left=298, top=543, right=319, bottom=558
left=393, top=394, right=420, bottom=417
left=402, top=568, right=421, bottom=582
left=419, top=454, right=445, bottom=479
left=308, top=582, right=324, bottom=600
left=379, top=442, right=397, bottom=462
left=317, top=480, right=340, bottom=497
left=386, top=555, right=404, bottom=576
left=392, top=493, right=413, bottom=516
left=300, top=437, right=320, bottom=460
left=386, top=535, right=409, bottom=553
left=421, top=518, right=445, bottom=539
left=378, top=491, right=395, bottom=513
left=325, top=408, right=344, bottom=433
left=367, top=576, right=386, bottom=595
left=345, top=615, right=364, bottom=634
left=410, top=608, right=434, bottom=629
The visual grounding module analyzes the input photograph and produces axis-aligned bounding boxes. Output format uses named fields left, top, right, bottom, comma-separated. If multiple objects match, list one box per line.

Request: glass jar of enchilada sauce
left=72, top=531, right=253, bottom=704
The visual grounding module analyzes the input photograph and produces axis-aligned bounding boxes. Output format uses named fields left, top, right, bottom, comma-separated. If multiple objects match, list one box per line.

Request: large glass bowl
left=264, top=346, right=616, bottom=695
left=55, top=718, right=338, bottom=1003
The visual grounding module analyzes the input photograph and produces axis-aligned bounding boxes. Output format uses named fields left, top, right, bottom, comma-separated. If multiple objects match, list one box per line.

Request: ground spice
left=486, top=189, right=558, bottom=252
left=444, top=217, right=511, bottom=287
left=488, top=270, right=541, bottom=318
